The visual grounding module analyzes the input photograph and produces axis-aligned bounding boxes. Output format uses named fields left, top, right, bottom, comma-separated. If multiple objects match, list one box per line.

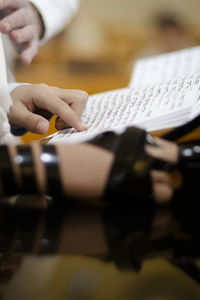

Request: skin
left=0, top=0, right=44, bottom=64
left=146, top=138, right=181, bottom=203
left=9, top=84, right=88, bottom=134
left=8, top=140, right=180, bottom=202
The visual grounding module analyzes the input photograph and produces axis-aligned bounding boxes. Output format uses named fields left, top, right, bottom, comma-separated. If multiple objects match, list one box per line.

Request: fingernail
left=77, top=120, right=87, bottom=131
left=36, top=121, right=48, bottom=134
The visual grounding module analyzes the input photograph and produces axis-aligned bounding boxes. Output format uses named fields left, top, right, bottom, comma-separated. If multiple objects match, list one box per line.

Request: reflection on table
left=0, top=195, right=200, bottom=299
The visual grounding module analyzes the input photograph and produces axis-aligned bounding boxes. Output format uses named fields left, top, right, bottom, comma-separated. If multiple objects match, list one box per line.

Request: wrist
left=9, top=83, right=31, bottom=94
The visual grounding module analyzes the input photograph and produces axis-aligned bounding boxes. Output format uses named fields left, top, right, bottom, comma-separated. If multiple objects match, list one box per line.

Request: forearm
left=57, top=144, right=113, bottom=197
left=0, top=129, right=179, bottom=201
left=7, top=143, right=114, bottom=198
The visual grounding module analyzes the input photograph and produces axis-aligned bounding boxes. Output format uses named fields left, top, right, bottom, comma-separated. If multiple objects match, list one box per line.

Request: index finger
left=50, top=87, right=88, bottom=118
left=33, top=85, right=87, bottom=131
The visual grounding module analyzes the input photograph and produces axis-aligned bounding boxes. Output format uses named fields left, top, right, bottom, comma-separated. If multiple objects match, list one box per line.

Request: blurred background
left=13, top=0, right=200, bottom=142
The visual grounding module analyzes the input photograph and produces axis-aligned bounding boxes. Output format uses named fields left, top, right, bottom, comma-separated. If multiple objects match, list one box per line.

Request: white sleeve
left=28, top=0, right=80, bottom=44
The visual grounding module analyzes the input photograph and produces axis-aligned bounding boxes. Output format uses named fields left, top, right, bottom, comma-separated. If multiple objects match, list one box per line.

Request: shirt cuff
left=8, top=82, right=30, bottom=94
left=28, top=0, right=79, bottom=44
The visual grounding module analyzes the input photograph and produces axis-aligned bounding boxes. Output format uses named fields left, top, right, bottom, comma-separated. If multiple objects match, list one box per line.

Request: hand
left=0, top=0, right=44, bottom=64
left=8, top=84, right=88, bottom=134
left=145, top=138, right=180, bottom=203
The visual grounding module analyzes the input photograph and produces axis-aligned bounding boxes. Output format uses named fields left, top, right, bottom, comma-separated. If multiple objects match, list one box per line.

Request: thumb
left=12, top=107, right=49, bottom=134
left=24, top=111, right=49, bottom=134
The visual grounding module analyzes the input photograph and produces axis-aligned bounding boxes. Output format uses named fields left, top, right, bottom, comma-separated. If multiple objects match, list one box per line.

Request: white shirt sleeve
left=8, top=82, right=30, bottom=94
left=28, top=0, right=80, bottom=44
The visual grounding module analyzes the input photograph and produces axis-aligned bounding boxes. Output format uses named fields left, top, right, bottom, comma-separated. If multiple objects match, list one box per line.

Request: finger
left=51, top=87, right=88, bottom=103
left=51, top=88, right=88, bottom=129
left=145, top=141, right=178, bottom=164
left=0, top=0, right=25, bottom=10
left=19, top=39, right=38, bottom=64
left=151, top=169, right=182, bottom=189
left=153, top=182, right=173, bottom=204
left=151, top=170, right=172, bottom=185
left=70, top=97, right=87, bottom=120
left=33, top=85, right=87, bottom=131
left=53, top=89, right=88, bottom=130
left=55, top=116, right=86, bottom=131
left=0, top=7, right=28, bottom=33
left=55, top=117, right=70, bottom=130
left=10, top=24, right=36, bottom=43
left=9, top=103, right=49, bottom=134
left=51, top=87, right=88, bottom=104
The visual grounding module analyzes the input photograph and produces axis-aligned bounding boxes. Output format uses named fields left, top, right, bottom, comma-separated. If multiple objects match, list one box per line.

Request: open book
left=49, top=46, right=200, bottom=144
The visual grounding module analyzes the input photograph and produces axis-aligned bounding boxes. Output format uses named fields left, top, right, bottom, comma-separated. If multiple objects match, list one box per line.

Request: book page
left=129, top=46, right=200, bottom=88
left=49, top=74, right=200, bottom=144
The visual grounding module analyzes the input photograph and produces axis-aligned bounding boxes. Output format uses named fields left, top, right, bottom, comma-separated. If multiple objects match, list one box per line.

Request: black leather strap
left=16, top=146, right=38, bottom=194
left=104, top=127, right=153, bottom=205
left=88, top=131, right=120, bottom=153
left=162, top=114, right=200, bottom=142
left=103, top=205, right=155, bottom=271
left=0, top=146, right=18, bottom=195
left=41, top=145, right=63, bottom=198
left=39, top=208, right=63, bottom=254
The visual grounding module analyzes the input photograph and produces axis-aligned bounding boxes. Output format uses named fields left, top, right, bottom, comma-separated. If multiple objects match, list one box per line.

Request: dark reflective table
left=0, top=195, right=200, bottom=300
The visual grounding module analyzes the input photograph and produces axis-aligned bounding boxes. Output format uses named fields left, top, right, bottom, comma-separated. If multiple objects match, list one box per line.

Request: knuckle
left=79, top=91, right=89, bottom=103
left=36, top=83, right=48, bottom=90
